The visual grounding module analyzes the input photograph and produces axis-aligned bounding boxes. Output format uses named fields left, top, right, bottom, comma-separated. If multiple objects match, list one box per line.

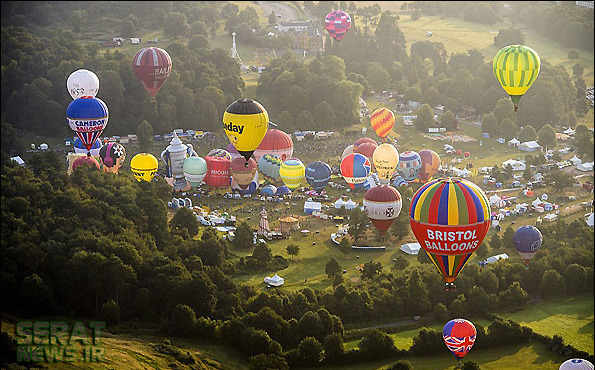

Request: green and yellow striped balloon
left=493, top=45, right=540, bottom=111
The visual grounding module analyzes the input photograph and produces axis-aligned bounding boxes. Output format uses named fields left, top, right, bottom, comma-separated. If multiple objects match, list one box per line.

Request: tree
left=390, top=360, right=413, bottom=370
left=440, top=110, right=457, bottom=131
left=120, top=20, right=137, bottom=39
left=500, top=118, right=518, bottom=141
left=348, top=207, right=368, bottom=243
left=170, top=207, right=199, bottom=239
left=325, top=258, right=341, bottom=278
left=481, top=113, right=498, bottom=136
left=361, top=261, right=382, bottom=279
left=100, top=300, right=121, bottom=325
left=490, top=233, right=502, bottom=250
left=338, top=238, right=351, bottom=257
left=405, top=269, right=431, bottom=315
left=322, top=333, right=344, bottom=363
left=432, top=303, right=449, bottom=323
left=268, top=12, right=277, bottom=26
left=523, top=168, right=533, bottom=182
left=573, top=63, right=584, bottom=76
left=137, top=120, right=154, bottom=151
left=252, top=243, right=273, bottom=268
left=518, top=125, right=537, bottom=142
left=568, top=49, right=579, bottom=59
left=461, top=361, right=482, bottom=370
left=498, top=281, right=528, bottom=310
left=494, top=28, right=525, bottom=48
left=564, top=264, right=588, bottom=293
left=493, top=98, right=516, bottom=125
left=466, top=286, right=491, bottom=315
left=233, top=221, right=254, bottom=250
left=414, top=104, right=435, bottom=131
left=573, top=127, right=594, bottom=158
left=366, top=62, right=391, bottom=92
left=249, top=354, right=288, bottom=370
left=358, top=329, right=397, bottom=359
left=393, top=255, right=409, bottom=270
left=297, top=337, right=323, bottom=366
left=163, top=12, right=189, bottom=38
left=169, top=304, right=197, bottom=336
left=539, top=269, right=566, bottom=298
left=544, top=169, right=574, bottom=193
left=501, top=227, right=515, bottom=249
left=538, top=124, right=557, bottom=150
left=286, top=244, right=300, bottom=260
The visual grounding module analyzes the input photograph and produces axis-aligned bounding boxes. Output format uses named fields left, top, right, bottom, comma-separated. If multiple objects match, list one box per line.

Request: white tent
left=264, top=273, right=285, bottom=287
left=304, top=201, right=322, bottom=214
left=508, top=138, right=520, bottom=147
left=532, top=198, right=543, bottom=208
left=541, top=194, right=548, bottom=201
left=502, top=159, right=526, bottom=171
left=334, top=198, right=345, bottom=209
left=344, top=199, right=357, bottom=210
left=577, top=162, right=594, bottom=172
left=489, top=194, right=502, bottom=207
left=452, top=167, right=471, bottom=178
left=486, top=253, right=509, bottom=264
left=39, top=143, right=49, bottom=150
left=518, top=141, right=541, bottom=152
left=563, top=127, right=575, bottom=136
left=10, top=156, right=25, bottom=166
left=586, top=213, right=594, bottom=228
left=570, top=156, right=582, bottom=166
left=543, top=213, right=558, bottom=222
left=400, top=243, right=421, bottom=255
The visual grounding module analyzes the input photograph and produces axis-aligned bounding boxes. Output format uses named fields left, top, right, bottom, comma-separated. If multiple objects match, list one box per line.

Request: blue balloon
left=513, top=225, right=542, bottom=266
left=276, top=185, right=291, bottom=195
left=66, top=97, right=109, bottom=154
left=261, top=184, right=277, bottom=196
left=305, top=161, right=331, bottom=193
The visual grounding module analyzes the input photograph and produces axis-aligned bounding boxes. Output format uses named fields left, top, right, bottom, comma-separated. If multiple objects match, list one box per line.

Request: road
left=256, top=1, right=300, bottom=21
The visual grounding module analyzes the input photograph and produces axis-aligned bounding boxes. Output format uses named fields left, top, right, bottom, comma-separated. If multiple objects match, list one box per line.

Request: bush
left=568, top=49, right=579, bottom=59
left=390, top=360, right=413, bottom=370
left=100, top=299, right=121, bottom=325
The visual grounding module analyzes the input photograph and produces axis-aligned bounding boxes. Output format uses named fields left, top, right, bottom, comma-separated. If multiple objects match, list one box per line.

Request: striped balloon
left=363, top=185, right=402, bottom=235
left=207, top=149, right=232, bottom=162
left=341, top=153, right=371, bottom=191
left=324, top=10, right=352, bottom=42
left=370, top=108, right=395, bottom=139
left=418, top=149, right=441, bottom=183
left=133, top=47, right=172, bottom=100
left=258, top=153, right=283, bottom=184
left=493, top=45, right=540, bottom=111
left=279, top=158, right=305, bottom=190
left=443, top=319, right=477, bottom=360
left=410, top=178, right=491, bottom=288
left=305, top=161, right=331, bottom=193
left=396, top=150, right=422, bottom=182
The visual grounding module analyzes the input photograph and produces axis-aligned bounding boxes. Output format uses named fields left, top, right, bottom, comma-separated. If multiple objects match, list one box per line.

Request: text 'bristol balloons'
left=223, top=99, right=269, bottom=163
left=66, top=97, right=109, bottom=155
left=231, top=157, right=257, bottom=190
left=341, top=153, right=371, bottom=191
left=559, top=359, right=594, bottom=370
left=183, top=156, right=208, bottom=188
left=373, top=143, right=399, bottom=184
left=204, top=156, right=231, bottom=188
left=253, top=129, right=294, bottom=163
left=133, top=47, right=172, bottom=100
left=370, top=108, right=395, bottom=139
left=363, top=185, right=402, bottom=235
left=513, top=225, right=543, bottom=267
left=259, top=153, right=283, bottom=184
left=325, top=10, right=352, bottom=42
left=99, top=142, right=126, bottom=174
left=410, top=178, right=491, bottom=290
left=279, top=158, right=305, bottom=190
left=396, top=150, right=422, bottom=182
left=418, top=149, right=441, bottom=183
left=67, top=69, right=99, bottom=100
left=130, top=153, right=159, bottom=182
left=493, top=45, right=540, bottom=112
left=305, top=161, right=331, bottom=193
left=443, top=319, right=477, bottom=363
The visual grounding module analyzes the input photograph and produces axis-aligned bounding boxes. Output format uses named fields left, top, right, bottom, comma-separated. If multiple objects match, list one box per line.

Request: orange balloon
left=370, top=108, right=395, bottom=138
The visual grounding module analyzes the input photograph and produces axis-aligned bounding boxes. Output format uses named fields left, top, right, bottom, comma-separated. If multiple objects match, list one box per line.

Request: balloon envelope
left=72, top=156, right=100, bottom=171
left=207, top=149, right=232, bottom=162
left=258, top=153, right=283, bottom=184
left=75, top=138, right=102, bottom=156
left=66, top=97, right=109, bottom=154
left=253, top=129, right=293, bottom=163
left=354, top=137, right=376, bottom=149
left=341, top=144, right=354, bottom=160
left=396, top=150, right=422, bottom=182
left=231, top=157, right=258, bottom=190
left=559, top=359, right=594, bottom=370
left=133, top=47, right=172, bottom=100
left=305, top=161, right=331, bottom=193
left=443, top=319, right=477, bottom=360
left=341, top=153, right=371, bottom=190
left=279, top=158, right=305, bottom=190
left=226, top=143, right=243, bottom=160
left=493, top=44, right=540, bottom=111
left=418, top=149, right=441, bottom=183
left=261, top=184, right=277, bottom=196
left=373, top=144, right=399, bottom=184
left=99, top=142, right=126, bottom=174
left=130, top=153, right=159, bottom=182
left=370, top=108, right=395, bottom=138
left=223, top=99, right=269, bottom=163
left=363, top=185, right=402, bottom=235
left=410, top=178, right=491, bottom=285
left=67, top=69, right=99, bottom=99
left=183, top=156, right=208, bottom=188
left=204, top=156, right=231, bottom=188
left=325, top=10, right=352, bottom=41
left=513, top=225, right=542, bottom=266
left=354, top=142, right=378, bottom=165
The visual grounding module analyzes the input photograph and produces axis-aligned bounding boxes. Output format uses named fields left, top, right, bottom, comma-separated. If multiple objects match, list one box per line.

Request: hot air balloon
left=67, top=97, right=109, bottom=156
left=99, top=142, right=126, bottom=174
left=231, top=170, right=259, bottom=195
left=353, top=137, right=376, bottom=149
left=74, top=138, right=102, bottom=157
left=513, top=225, right=542, bottom=268
left=324, top=10, right=352, bottom=42
left=341, top=144, right=354, bottom=160
left=261, top=184, right=277, bottom=196
left=223, top=99, right=269, bottom=163
left=130, top=153, right=159, bottom=182
left=363, top=185, right=402, bottom=236
left=67, top=69, right=99, bottom=100
left=493, top=45, right=540, bottom=112
left=72, top=156, right=101, bottom=171
left=231, top=157, right=258, bottom=190
left=370, top=108, right=395, bottom=140
left=464, top=151, right=470, bottom=159
left=443, top=319, right=477, bottom=367
left=226, top=143, right=243, bottom=161
left=305, top=161, right=331, bottom=193
left=559, top=359, right=594, bottom=370
left=207, top=148, right=232, bottom=162
left=183, top=156, right=208, bottom=189
left=418, top=149, right=441, bottom=183
left=410, top=178, right=491, bottom=291
left=133, top=47, right=172, bottom=101
left=396, top=150, right=422, bottom=182
left=258, top=153, right=283, bottom=184
left=279, top=158, right=305, bottom=190
left=204, top=156, right=231, bottom=188
left=341, top=153, right=371, bottom=191
left=393, top=175, right=409, bottom=188
left=253, top=129, right=294, bottom=163
left=354, top=141, right=378, bottom=167
left=373, top=143, right=399, bottom=184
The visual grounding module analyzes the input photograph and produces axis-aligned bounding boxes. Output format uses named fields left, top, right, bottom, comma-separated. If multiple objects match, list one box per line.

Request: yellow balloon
left=373, top=143, right=399, bottom=184
left=279, top=158, right=305, bottom=190
left=130, top=153, right=159, bottom=182
left=223, top=99, right=269, bottom=162
left=493, top=45, right=540, bottom=111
